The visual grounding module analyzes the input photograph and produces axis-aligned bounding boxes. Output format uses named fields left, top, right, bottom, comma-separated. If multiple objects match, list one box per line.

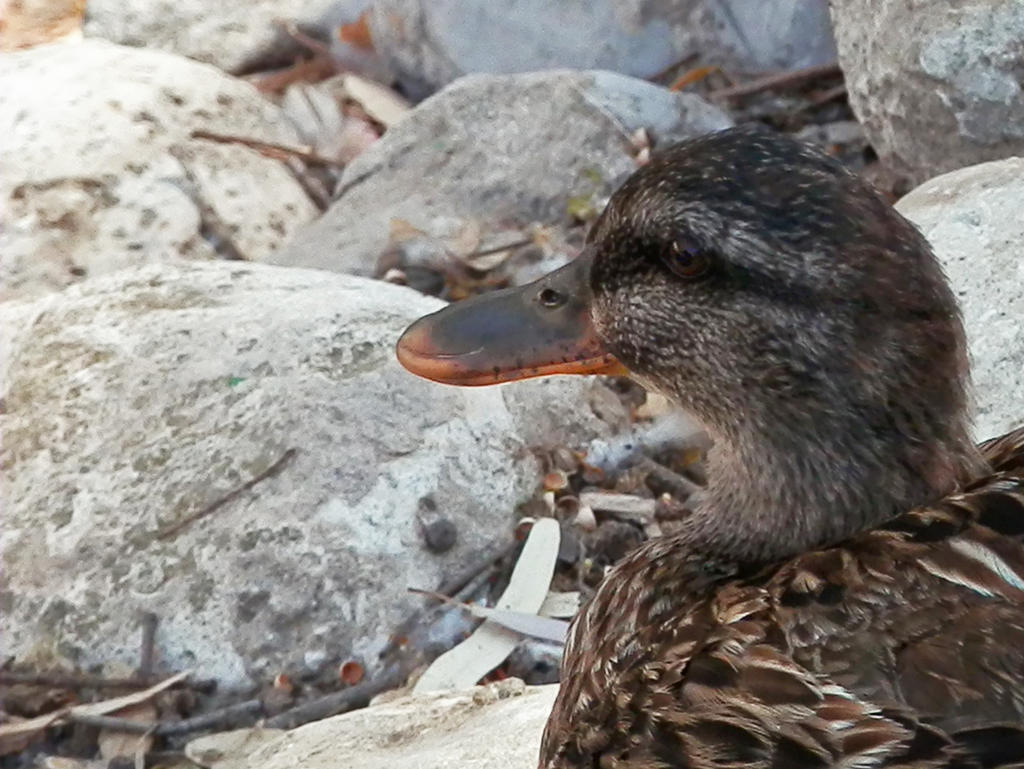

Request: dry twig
left=156, top=448, right=297, bottom=540
left=168, top=146, right=247, bottom=262
left=190, top=129, right=341, bottom=168
left=632, top=455, right=702, bottom=499
left=263, top=666, right=407, bottom=730
left=0, top=671, right=213, bottom=693
left=68, top=700, right=263, bottom=737
left=136, top=613, right=159, bottom=681
left=711, top=62, right=842, bottom=100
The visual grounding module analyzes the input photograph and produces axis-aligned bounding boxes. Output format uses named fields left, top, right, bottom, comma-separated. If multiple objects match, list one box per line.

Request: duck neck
left=684, top=413, right=983, bottom=565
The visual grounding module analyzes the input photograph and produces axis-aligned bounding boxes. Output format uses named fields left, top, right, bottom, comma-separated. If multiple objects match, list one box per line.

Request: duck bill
left=396, top=255, right=627, bottom=386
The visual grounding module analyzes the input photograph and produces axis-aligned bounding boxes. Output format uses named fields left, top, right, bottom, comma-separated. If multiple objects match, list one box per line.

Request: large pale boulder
left=896, top=157, right=1024, bottom=439
left=0, top=40, right=318, bottom=301
left=832, top=0, right=1024, bottom=186
left=271, top=69, right=732, bottom=277
left=0, top=261, right=612, bottom=686
left=187, top=679, right=556, bottom=769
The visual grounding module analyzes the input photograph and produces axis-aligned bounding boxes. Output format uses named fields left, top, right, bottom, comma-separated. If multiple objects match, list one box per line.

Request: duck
left=395, top=125, right=1024, bottom=768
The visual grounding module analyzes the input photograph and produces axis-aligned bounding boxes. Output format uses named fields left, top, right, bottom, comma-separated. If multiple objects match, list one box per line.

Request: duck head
left=397, top=126, right=983, bottom=561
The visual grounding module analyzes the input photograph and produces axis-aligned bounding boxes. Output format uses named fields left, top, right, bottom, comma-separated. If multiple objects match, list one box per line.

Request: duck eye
left=665, top=241, right=710, bottom=279
left=538, top=287, right=566, bottom=308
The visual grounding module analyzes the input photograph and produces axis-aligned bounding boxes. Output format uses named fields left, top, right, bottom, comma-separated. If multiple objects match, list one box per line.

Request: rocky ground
left=1, top=1, right=1023, bottom=767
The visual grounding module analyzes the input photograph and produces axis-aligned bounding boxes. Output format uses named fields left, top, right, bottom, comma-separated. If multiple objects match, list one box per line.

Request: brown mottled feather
left=543, top=429, right=1024, bottom=768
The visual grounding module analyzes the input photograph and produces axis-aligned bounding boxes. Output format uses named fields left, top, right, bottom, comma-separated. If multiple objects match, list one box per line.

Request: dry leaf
left=342, top=73, right=411, bottom=128
left=445, top=219, right=482, bottom=259
left=0, top=706, right=72, bottom=756
left=463, top=248, right=512, bottom=272
left=469, top=607, right=567, bottom=643
left=415, top=591, right=569, bottom=643
left=0, top=671, right=189, bottom=756
left=413, top=518, right=561, bottom=692
left=97, top=701, right=156, bottom=764
left=634, top=392, right=674, bottom=420
left=70, top=671, right=189, bottom=718
left=281, top=83, right=345, bottom=159
left=0, top=713, right=58, bottom=756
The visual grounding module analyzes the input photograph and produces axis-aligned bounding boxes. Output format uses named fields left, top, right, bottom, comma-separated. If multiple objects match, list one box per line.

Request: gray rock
left=0, top=40, right=318, bottom=302
left=369, top=0, right=836, bottom=100
left=271, top=70, right=731, bottom=277
left=83, top=0, right=370, bottom=74
left=0, top=261, right=612, bottom=686
left=186, top=678, right=555, bottom=769
left=832, top=0, right=1024, bottom=185
left=695, top=0, right=837, bottom=75
left=895, top=157, right=1024, bottom=440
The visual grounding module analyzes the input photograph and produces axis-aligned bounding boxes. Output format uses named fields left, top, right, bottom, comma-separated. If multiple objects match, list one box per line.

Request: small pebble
left=420, top=516, right=457, bottom=553
left=417, top=495, right=457, bottom=553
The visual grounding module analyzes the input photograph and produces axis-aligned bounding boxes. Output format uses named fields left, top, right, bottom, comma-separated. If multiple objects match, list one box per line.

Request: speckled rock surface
left=896, top=157, right=1024, bottom=439
left=0, top=40, right=318, bottom=302
left=0, top=262, right=611, bottom=686
left=832, top=0, right=1024, bottom=185
left=83, top=0, right=368, bottom=74
left=186, top=679, right=556, bottom=769
left=271, top=69, right=732, bottom=277
left=369, top=0, right=836, bottom=100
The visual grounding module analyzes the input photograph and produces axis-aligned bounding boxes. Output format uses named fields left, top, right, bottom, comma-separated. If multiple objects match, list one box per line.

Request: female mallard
left=396, top=126, right=1024, bottom=767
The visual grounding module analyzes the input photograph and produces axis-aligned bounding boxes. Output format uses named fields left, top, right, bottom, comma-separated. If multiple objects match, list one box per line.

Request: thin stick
left=378, top=540, right=514, bottom=664
left=156, top=700, right=263, bottom=736
left=68, top=700, right=263, bottom=736
left=168, top=147, right=247, bottom=262
left=68, top=714, right=152, bottom=734
left=633, top=455, right=702, bottom=499
left=406, top=586, right=475, bottom=609
left=804, top=83, right=848, bottom=109
left=190, top=130, right=340, bottom=168
left=711, top=62, right=841, bottom=99
left=0, top=671, right=213, bottom=692
left=436, top=539, right=519, bottom=598
left=264, top=666, right=406, bottom=730
left=283, top=157, right=332, bottom=212
left=156, top=448, right=297, bottom=540
left=275, top=18, right=332, bottom=58
left=136, top=613, right=159, bottom=680
left=646, top=52, right=700, bottom=83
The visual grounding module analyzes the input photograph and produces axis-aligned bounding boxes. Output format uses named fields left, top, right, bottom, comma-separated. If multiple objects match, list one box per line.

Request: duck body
left=396, top=126, right=1024, bottom=767
left=547, top=428, right=1024, bottom=768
